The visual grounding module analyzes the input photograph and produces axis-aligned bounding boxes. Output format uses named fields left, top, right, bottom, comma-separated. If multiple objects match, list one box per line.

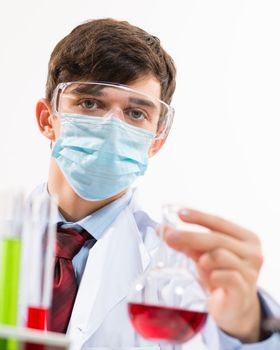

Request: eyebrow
left=70, top=85, right=104, bottom=95
left=128, top=97, right=157, bottom=110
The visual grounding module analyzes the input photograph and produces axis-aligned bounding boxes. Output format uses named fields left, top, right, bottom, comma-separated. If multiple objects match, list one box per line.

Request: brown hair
left=46, top=18, right=176, bottom=104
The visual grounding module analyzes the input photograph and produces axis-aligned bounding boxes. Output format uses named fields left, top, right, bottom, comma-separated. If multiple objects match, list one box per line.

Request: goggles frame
left=51, top=81, right=175, bottom=139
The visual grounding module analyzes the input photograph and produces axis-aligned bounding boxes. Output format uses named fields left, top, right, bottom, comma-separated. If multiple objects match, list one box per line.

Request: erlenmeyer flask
left=127, top=204, right=208, bottom=344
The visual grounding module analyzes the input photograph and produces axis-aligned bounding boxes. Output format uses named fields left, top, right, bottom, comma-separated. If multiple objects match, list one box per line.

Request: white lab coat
left=67, top=192, right=220, bottom=350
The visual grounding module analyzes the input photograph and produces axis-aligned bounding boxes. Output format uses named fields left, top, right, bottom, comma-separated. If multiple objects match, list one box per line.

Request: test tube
left=24, top=194, right=57, bottom=328
left=21, top=194, right=57, bottom=350
left=0, top=189, right=24, bottom=350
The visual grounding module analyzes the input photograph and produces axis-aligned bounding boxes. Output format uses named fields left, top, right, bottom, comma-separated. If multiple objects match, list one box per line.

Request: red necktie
left=48, top=225, right=92, bottom=333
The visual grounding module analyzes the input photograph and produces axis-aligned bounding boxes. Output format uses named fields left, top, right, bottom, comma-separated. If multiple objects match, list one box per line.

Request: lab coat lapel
left=68, top=204, right=152, bottom=339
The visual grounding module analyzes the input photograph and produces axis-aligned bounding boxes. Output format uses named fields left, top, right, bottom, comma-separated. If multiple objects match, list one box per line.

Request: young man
left=35, top=18, right=280, bottom=349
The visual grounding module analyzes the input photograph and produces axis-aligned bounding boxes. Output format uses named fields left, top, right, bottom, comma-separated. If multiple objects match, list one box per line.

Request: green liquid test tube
left=0, top=238, right=21, bottom=350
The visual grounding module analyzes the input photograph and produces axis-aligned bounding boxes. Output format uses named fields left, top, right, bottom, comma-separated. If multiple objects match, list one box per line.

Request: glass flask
left=127, top=204, right=208, bottom=344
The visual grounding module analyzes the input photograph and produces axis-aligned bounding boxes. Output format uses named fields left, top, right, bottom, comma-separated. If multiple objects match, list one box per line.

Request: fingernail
left=179, top=208, right=190, bottom=218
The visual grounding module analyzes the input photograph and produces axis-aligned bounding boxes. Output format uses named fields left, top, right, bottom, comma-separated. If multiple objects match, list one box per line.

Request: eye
left=127, top=109, right=147, bottom=121
left=80, top=99, right=98, bottom=109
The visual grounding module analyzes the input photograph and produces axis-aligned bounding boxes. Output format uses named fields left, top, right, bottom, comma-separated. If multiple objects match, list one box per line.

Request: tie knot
left=56, top=225, right=92, bottom=260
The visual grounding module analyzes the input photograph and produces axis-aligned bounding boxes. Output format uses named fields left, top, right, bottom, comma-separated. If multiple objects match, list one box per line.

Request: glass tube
left=22, top=193, right=58, bottom=331
left=0, top=190, right=24, bottom=350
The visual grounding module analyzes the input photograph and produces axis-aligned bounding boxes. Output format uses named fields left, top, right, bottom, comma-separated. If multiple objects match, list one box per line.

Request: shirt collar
left=54, top=187, right=133, bottom=240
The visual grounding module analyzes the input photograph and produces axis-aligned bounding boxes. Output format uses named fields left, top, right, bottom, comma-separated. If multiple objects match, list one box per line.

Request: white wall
left=1, top=0, right=280, bottom=301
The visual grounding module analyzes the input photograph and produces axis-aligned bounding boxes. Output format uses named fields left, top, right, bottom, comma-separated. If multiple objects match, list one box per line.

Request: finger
left=199, top=249, right=243, bottom=271
left=209, top=269, right=249, bottom=296
left=207, top=269, right=254, bottom=317
left=198, top=249, right=258, bottom=285
left=157, top=225, right=203, bottom=262
left=178, top=208, right=259, bottom=243
left=202, top=270, right=248, bottom=323
left=164, top=226, right=253, bottom=259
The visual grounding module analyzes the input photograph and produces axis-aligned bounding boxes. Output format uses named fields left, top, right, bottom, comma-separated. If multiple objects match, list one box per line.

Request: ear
left=148, top=138, right=166, bottom=157
left=36, top=98, right=56, bottom=141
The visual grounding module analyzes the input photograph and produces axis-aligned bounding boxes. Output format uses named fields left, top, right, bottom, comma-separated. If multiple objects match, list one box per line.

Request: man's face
left=36, top=74, right=165, bottom=158
left=35, top=74, right=166, bottom=205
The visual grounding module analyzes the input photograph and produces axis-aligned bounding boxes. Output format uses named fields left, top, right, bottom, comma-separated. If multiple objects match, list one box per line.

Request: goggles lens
left=52, top=82, right=174, bottom=138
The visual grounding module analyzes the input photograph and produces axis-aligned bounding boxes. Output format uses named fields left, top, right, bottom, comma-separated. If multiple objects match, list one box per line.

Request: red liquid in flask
left=128, top=303, right=207, bottom=343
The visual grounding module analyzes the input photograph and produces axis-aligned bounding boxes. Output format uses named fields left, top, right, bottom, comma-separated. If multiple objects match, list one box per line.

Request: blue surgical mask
left=51, top=114, right=155, bottom=201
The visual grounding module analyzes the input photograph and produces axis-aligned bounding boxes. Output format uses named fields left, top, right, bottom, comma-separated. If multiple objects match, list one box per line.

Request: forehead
left=125, top=75, right=161, bottom=100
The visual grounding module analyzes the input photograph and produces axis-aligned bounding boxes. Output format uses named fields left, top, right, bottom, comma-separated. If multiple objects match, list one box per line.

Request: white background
left=1, top=1, right=280, bottom=301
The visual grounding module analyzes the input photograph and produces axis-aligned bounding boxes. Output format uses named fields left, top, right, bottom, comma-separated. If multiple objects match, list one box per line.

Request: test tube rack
left=0, top=325, right=70, bottom=350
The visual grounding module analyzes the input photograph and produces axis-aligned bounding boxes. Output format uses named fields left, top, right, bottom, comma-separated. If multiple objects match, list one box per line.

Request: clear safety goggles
left=51, top=82, right=175, bottom=139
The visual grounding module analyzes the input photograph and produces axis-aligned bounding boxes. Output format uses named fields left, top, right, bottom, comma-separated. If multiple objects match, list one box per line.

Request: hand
left=163, top=208, right=263, bottom=343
